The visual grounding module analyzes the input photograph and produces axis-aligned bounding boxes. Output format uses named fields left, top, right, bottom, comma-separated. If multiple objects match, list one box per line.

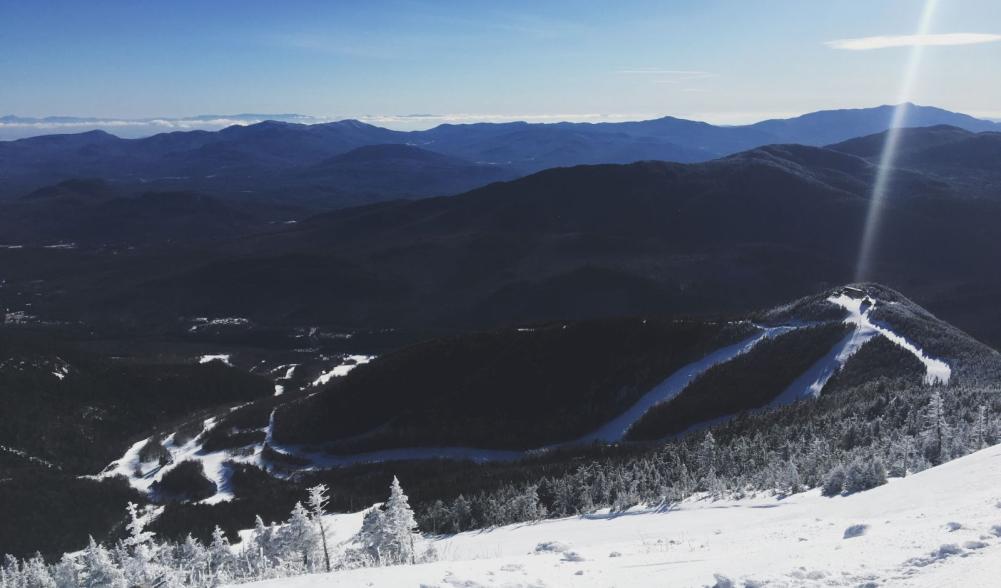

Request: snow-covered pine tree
left=974, top=404, right=989, bottom=449
left=698, top=432, right=717, bottom=475
left=176, top=533, right=209, bottom=585
left=79, top=537, right=126, bottom=588
left=21, top=554, right=56, bottom=588
left=821, top=463, right=846, bottom=497
left=382, top=476, right=419, bottom=565
left=249, top=515, right=277, bottom=573
left=278, top=502, right=320, bottom=572
left=842, top=457, right=887, bottom=494
left=307, top=484, right=333, bottom=572
left=353, top=507, right=387, bottom=566
left=923, top=390, right=950, bottom=464
left=424, top=500, right=448, bottom=535
left=51, top=554, right=79, bottom=588
left=450, top=494, right=473, bottom=533
left=122, top=501, right=161, bottom=587
left=207, top=525, right=234, bottom=583
left=510, top=484, right=546, bottom=522
left=775, top=461, right=801, bottom=496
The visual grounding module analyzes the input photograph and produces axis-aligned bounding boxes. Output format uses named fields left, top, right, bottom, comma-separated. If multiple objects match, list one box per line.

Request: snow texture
left=199, top=354, right=232, bottom=366
left=310, top=355, right=373, bottom=387
left=233, top=442, right=1001, bottom=587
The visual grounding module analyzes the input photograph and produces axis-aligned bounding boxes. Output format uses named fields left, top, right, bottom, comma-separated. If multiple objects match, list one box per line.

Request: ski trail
left=769, top=326, right=878, bottom=408
left=575, top=325, right=797, bottom=444
left=828, top=293, right=950, bottom=385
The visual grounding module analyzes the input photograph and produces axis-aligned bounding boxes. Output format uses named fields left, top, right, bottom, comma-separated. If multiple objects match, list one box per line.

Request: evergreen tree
left=250, top=515, right=276, bottom=568
left=923, top=390, right=950, bottom=464
left=122, top=502, right=160, bottom=587
left=21, top=554, right=56, bottom=588
left=208, top=526, right=233, bottom=583
left=307, top=484, right=332, bottom=572
left=974, top=404, right=990, bottom=449
left=51, top=554, right=79, bottom=588
left=353, top=507, right=387, bottom=566
left=382, top=477, right=419, bottom=565
left=79, top=537, right=126, bottom=588
left=450, top=495, right=473, bottom=533
left=278, top=502, right=320, bottom=572
left=821, top=463, right=846, bottom=497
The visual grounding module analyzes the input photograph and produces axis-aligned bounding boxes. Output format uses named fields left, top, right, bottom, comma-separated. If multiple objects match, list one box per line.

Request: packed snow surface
left=96, top=417, right=259, bottom=504
left=828, top=293, right=950, bottom=385
left=234, top=443, right=1001, bottom=587
left=578, top=325, right=796, bottom=443
left=311, top=355, right=373, bottom=387
left=199, top=354, right=232, bottom=366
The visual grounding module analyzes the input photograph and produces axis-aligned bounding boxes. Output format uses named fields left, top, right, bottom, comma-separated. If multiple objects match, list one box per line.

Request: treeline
left=0, top=480, right=429, bottom=588
left=413, top=350, right=999, bottom=533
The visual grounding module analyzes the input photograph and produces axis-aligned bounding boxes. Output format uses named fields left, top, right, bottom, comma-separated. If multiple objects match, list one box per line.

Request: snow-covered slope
left=97, top=284, right=963, bottom=505
left=234, top=442, right=1001, bottom=587
left=96, top=353, right=374, bottom=504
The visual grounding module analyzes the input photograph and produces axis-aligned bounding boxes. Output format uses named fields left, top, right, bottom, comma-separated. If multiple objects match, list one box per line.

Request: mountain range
left=2, top=103, right=998, bottom=208
left=3, top=103, right=1001, bottom=566
left=9, top=125, right=993, bottom=349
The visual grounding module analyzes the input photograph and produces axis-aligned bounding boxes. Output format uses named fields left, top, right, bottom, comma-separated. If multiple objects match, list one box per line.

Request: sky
left=1, top=0, right=1000, bottom=132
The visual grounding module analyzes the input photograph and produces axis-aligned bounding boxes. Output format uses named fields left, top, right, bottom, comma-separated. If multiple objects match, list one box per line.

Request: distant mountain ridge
left=5, top=125, right=992, bottom=349
left=1, top=104, right=998, bottom=207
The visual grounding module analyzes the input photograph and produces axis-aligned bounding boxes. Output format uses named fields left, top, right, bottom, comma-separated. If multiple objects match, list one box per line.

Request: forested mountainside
left=5, top=126, right=996, bottom=349
left=4, top=283, right=993, bottom=561
left=1, top=118, right=999, bottom=570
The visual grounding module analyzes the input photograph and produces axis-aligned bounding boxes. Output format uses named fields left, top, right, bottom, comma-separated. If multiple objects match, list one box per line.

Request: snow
left=199, top=354, right=232, bottom=366
left=768, top=321, right=877, bottom=408
left=188, top=317, right=251, bottom=333
left=96, top=417, right=260, bottom=504
left=232, top=442, right=1001, bottom=587
left=310, top=355, right=374, bottom=387
left=827, top=293, right=951, bottom=385
left=272, top=364, right=299, bottom=396
left=576, top=325, right=797, bottom=444
left=0, top=444, right=57, bottom=469
left=97, top=290, right=959, bottom=506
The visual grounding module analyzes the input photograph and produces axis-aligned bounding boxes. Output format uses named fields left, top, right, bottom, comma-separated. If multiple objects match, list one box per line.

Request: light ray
left=855, top=0, right=940, bottom=281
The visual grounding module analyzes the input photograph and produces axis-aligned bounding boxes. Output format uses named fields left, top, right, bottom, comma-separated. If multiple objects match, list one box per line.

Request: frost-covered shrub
left=821, top=464, right=846, bottom=497
left=842, top=458, right=887, bottom=494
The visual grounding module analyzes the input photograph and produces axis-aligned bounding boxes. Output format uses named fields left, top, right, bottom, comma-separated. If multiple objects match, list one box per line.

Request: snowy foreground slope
left=236, top=443, right=1001, bottom=587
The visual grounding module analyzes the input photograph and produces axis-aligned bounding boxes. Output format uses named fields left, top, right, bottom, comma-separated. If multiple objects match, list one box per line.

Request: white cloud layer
left=826, top=32, right=1001, bottom=51
left=0, top=113, right=664, bottom=139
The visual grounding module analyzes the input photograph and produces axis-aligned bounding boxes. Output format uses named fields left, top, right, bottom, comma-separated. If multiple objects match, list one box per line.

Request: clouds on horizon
left=826, top=32, right=1001, bottom=51
left=4, top=106, right=1001, bottom=141
left=0, top=113, right=662, bottom=139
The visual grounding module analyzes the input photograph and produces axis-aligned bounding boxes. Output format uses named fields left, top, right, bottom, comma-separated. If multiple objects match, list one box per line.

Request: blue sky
left=2, top=0, right=1000, bottom=128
